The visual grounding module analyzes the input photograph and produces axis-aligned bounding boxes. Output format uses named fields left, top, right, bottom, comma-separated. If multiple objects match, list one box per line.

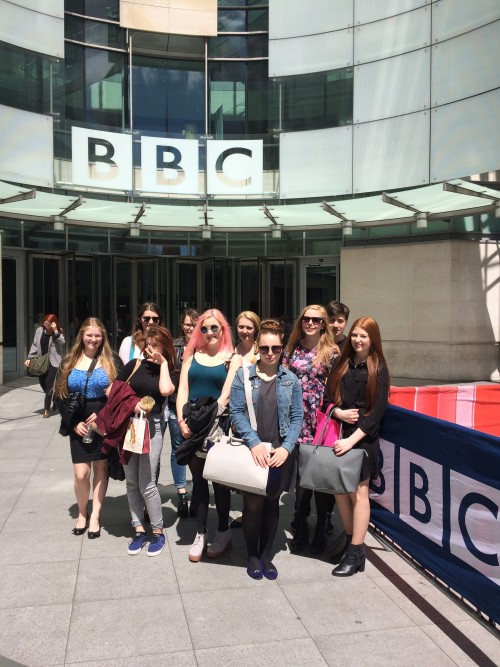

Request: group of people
left=27, top=300, right=389, bottom=577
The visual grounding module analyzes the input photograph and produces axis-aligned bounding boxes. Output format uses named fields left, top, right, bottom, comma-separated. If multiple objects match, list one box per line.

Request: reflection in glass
left=132, top=57, right=204, bottom=134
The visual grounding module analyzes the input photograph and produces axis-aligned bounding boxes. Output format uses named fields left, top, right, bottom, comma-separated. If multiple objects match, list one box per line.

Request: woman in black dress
left=325, top=316, right=390, bottom=576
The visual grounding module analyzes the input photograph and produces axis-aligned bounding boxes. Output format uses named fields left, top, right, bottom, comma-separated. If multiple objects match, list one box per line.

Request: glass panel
left=248, top=9, right=268, bottom=31
left=209, top=35, right=247, bottom=58
left=218, top=0, right=268, bottom=6
left=84, top=20, right=126, bottom=49
left=66, top=0, right=120, bottom=21
left=209, top=62, right=246, bottom=135
left=305, top=264, right=337, bottom=305
left=66, top=14, right=85, bottom=41
left=64, top=44, right=126, bottom=127
left=218, top=10, right=247, bottom=32
left=31, top=257, right=60, bottom=319
left=75, top=259, right=94, bottom=331
left=25, top=223, right=66, bottom=251
left=97, top=256, right=113, bottom=336
left=0, top=220, right=22, bottom=247
left=2, top=258, right=18, bottom=373
left=271, top=67, right=353, bottom=131
left=247, top=34, right=268, bottom=58
left=177, top=262, right=199, bottom=310
left=269, top=262, right=293, bottom=321
left=132, top=56, right=204, bottom=135
left=203, top=259, right=214, bottom=310
left=115, top=259, right=132, bottom=348
left=247, top=61, right=269, bottom=134
left=239, top=260, right=260, bottom=313
left=0, top=42, right=53, bottom=114
left=68, top=226, right=109, bottom=252
left=137, top=261, right=156, bottom=304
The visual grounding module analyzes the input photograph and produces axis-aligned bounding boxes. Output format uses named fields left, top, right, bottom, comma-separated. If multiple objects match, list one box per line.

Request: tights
left=242, top=493, right=280, bottom=565
left=188, top=455, right=230, bottom=534
left=296, top=487, right=332, bottom=519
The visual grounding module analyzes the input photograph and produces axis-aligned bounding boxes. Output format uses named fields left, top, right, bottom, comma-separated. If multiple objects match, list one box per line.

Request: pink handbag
left=312, top=404, right=341, bottom=447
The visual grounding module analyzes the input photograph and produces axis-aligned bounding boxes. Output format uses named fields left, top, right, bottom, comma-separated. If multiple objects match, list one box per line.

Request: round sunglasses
left=200, top=324, right=220, bottom=334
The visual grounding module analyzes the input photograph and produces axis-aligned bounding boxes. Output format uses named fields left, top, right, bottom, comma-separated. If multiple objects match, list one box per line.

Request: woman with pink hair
left=176, top=309, right=241, bottom=562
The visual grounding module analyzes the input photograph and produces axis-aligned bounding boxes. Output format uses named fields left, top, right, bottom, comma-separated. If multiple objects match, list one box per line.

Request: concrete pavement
left=0, top=378, right=498, bottom=667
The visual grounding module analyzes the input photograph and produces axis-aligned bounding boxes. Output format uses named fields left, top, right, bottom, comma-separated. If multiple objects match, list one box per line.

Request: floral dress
left=283, top=342, right=335, bottom=444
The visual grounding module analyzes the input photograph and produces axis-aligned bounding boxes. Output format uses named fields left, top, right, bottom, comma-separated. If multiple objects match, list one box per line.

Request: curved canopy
left=0, top=179, right=498, bottom=234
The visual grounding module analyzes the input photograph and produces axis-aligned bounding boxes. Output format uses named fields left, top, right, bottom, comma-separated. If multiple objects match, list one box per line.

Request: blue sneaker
left=147, top=532, right=166, bottom=557
left=127, top=531, right=148, bottom=555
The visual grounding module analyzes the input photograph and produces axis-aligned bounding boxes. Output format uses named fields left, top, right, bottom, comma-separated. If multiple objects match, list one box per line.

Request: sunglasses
left=142, top=316, right=160, bottom=323
left=200, top=324, right=220, bottom=334
left=302, top=316, right=323, bottom=325
left=258, top=345, right=283, bottom=355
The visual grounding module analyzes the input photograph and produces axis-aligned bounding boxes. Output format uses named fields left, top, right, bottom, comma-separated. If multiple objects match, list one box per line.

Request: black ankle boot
left=309, top=516, right=328, bottom=555
left=329, top=532, right=351, bottom=564
left=290, top=515, right=309, bottom=552
left=331, top=542, right=365, bottom=577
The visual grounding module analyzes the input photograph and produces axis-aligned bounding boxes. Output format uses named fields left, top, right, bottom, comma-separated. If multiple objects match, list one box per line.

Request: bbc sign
left=71, top=127, right=263, bottom=195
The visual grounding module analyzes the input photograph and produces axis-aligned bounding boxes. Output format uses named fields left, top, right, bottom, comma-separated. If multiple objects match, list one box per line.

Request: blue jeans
left=167, top=409, right=187, bottom=490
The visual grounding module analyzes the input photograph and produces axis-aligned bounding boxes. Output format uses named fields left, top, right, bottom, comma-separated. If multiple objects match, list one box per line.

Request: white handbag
left=203, top=367, right=272, bottom=495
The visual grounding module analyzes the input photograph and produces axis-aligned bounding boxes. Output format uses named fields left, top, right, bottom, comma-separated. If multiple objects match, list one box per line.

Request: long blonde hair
left=55, top=317, right=117, bottom=399
left=285, top=305, right=337, bottom=368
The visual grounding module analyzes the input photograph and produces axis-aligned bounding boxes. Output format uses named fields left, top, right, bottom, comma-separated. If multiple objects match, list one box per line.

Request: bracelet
left=178, top=418, right=185, bottom=425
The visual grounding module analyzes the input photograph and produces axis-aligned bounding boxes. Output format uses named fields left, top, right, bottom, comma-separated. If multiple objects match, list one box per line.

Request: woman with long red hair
left=325, top=316, right=390, bottom=577
left=25, top=314, right=65, bottom=417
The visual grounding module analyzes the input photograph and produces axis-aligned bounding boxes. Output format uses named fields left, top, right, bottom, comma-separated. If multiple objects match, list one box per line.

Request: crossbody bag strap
left=125, top=358, right=142, bottom=384
left=82, top=357, right=99, bottom=398
left=243, top=365, right=258, bottom=431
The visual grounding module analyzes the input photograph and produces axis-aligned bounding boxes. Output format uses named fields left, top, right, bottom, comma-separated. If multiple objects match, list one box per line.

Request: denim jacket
left=229, top=364, right=303, bottom=453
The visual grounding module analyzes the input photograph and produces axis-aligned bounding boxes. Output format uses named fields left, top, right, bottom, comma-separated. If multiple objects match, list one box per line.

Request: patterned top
left=283, top=342, right=335, bottom=444
left=68, top=367, right=110, bottom=399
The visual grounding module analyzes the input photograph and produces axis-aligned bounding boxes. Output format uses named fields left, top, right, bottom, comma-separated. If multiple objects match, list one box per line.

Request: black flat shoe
left=88, top=529, right=101, bottom=539
left=72, top=514, right=89, bottom=535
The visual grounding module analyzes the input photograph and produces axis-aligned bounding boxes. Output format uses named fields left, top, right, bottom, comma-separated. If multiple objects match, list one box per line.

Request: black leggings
left=188, top=455, right=231, bottom=534
left=296, top=488, right=334, bottom=519
left=242, top=493, right=280, bottom=562
left=39, top=365, right=58, bottom=411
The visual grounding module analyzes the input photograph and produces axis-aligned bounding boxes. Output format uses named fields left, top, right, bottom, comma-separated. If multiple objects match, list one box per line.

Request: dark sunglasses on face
left=200, top=324, right=220, bottom=334
left=258, top=345, right=283, bottom=355
left=142, top=316, right=160, bottom=323
left=302, top=316, right=323, bottom=325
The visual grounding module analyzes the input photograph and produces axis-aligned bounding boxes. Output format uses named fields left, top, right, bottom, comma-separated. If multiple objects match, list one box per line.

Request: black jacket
left=175, top=396, right=219, bottom=465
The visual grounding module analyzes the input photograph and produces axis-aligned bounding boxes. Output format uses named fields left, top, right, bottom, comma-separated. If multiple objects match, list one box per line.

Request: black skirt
left=69, top=397, right=108, bottom=464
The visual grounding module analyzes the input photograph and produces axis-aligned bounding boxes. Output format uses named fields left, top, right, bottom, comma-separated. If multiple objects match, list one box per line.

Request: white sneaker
left=207, top=529, right=232, bottom=558
left=189, top=531, right=208, bottom=562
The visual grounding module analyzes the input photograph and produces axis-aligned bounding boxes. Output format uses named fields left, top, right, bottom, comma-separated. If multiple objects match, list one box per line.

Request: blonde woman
left=234, top=311, right=261, bottom=365
left=56, top=318, right=117, bottom=538
left=283, top=305, right=338, bottom=554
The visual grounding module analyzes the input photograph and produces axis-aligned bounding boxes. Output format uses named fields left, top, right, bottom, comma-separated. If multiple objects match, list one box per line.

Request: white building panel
left=432, top=0, right=500, bottom=41
left=431, top=23, right=500, bottom=107
left=354, top=0, right=426, bottom=24
left=430, top=90, right=500, bottom=183
left=0, top=0, right=64, bottom=58
left=354, top=48, right=430, bottom=123
left=269, top=30, right=352, bottom=77
left=0, top=105, right=54, bottom=187
left=280, top=127, right=352, bottom=198
left=353, top=112, right=430, bottom=193
left=354, top=6, right=431, bottom=64
left=269, top=0, right=353, bottom=39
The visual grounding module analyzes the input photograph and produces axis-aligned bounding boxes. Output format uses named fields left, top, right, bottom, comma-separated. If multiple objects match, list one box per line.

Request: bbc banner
left=371, top=405, right=500, bottom=623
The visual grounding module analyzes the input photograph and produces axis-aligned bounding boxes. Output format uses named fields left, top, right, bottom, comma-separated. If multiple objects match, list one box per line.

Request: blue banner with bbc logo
left=370, top=405, right=500, bottom=623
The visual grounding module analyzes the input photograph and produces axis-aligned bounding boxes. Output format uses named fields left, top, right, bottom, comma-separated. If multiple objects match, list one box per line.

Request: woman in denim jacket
left=229, top=319, right=303, bottom=580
